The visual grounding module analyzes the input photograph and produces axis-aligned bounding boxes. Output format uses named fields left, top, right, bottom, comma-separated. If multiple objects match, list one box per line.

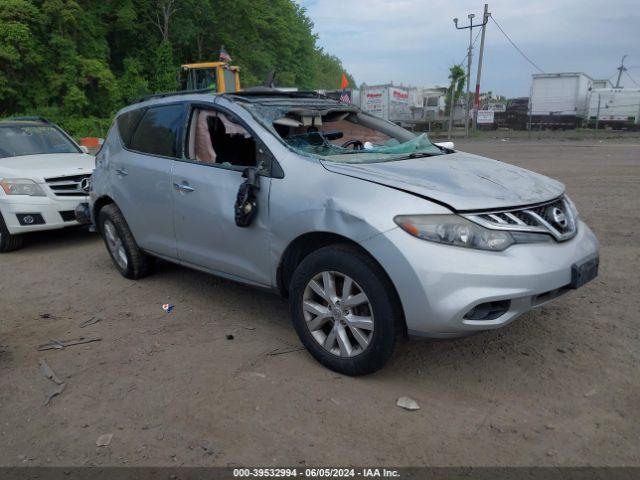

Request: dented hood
left=321, top=151, right=565, bottom=211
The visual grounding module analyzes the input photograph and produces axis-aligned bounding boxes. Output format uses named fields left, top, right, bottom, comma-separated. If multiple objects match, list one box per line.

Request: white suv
left=0, top=117, right=95, bottom=252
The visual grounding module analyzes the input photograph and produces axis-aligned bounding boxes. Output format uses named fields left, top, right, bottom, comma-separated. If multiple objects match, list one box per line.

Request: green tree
left=445, top=64, right=466, bottom=113
left=119, top=58, right=149, bottom=103
left=0, top=0, right=356, bottom=136
left=152, top=40, right=177, bottom=93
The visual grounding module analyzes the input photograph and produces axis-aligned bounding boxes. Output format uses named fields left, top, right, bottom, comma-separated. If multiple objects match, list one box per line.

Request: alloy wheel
left=103, top=220, right=128, bottom=270
left=302, top=271, right=374, bottom=357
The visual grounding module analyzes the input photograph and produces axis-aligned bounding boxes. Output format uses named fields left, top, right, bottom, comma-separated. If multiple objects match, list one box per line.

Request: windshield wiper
left=406, top=152, right=436, bottom=159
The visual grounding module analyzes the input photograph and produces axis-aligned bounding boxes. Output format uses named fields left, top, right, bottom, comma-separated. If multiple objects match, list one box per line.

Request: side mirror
left=234, top=168, right=260, bottom=227
left=434, top=141, right=454, bottom=150
left=80, top=145, right=90, bottom=154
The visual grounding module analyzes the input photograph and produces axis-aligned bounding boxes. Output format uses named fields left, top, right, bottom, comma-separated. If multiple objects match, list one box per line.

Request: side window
left=117, top=108, right=145, bottom=147
left=128, top=104, right=185, bottom=158
left=188, top=108, right=257, bottom=169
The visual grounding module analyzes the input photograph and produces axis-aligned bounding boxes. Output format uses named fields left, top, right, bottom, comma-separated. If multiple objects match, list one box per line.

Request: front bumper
left=0, top=195, right=90, bottom=234
left=362, top=219, right=599, bottom=338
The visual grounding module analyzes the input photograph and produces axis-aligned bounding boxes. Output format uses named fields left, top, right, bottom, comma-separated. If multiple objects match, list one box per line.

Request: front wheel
left=289, top=245, right=402, bottom=376
left=0, top=212, right=23, bottom=253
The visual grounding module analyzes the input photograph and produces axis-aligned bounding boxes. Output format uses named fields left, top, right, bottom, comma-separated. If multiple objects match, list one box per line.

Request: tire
left=0, top=212, right=24, bottom=253
left=98, top=204, right=154, bottom=279
left=289, top=244, right=402, bottom=376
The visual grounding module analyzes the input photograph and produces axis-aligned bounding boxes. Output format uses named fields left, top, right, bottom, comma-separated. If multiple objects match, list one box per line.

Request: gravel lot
left=1, top=138, right=638, bottom=467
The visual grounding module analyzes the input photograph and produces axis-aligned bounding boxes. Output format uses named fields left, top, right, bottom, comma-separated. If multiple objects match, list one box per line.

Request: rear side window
left=128, top=104, right=186, bottom=158
left=117, top=108, right=145, bottom=147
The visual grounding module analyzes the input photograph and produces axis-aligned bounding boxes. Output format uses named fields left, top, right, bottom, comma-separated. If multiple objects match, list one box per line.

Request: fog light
left=464, top=300, right=511, bottom=321
left=16, top=213, right=45, bottom=226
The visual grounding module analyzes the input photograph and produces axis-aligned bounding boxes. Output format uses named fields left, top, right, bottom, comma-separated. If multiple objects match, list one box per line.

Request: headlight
left=0, top=178, right=46, bottom=196
left=394, top=214, right=515, bottom=251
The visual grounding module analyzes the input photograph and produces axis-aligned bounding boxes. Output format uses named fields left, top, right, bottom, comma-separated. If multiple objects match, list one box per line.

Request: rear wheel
left=289, top=245, right=402, bottom=376
left=0, top=212, right=24, bottom=253
left=98, top=204, right=153, bottom=279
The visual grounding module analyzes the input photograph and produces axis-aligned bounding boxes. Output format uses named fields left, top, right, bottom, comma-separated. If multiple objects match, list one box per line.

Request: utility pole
left=447, top=84, right=455, bottom=140
left=454, top=10, right=487, bottom=136
left=473, top=4, right=490, bottom=130
left=595, top=92, right=601, bottom=138
left=465, top=16, right=473, bottom=137
left=615, top=54, right=627, bottom=88
left=528, top=85, right=533, bottom=140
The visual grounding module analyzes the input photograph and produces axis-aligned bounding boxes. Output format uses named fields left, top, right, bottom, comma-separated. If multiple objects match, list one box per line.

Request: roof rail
left=229, top=89, right=328, bottom=98
left=5, top=116, right=51, bottom=123
left=132, top=88, right=215, bottom=104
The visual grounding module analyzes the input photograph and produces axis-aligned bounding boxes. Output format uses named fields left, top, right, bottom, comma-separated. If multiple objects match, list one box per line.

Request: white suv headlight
left=0, top=178, right=46, bottom=196
left=395, top=214, right=553, bottom=251
left=394, top=214, right=518, bottom=251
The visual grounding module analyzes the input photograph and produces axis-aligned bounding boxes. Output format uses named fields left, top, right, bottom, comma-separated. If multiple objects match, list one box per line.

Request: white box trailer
left=587, top=88, right=640, bottom=128
left=359, top=84, right=415, bottom=123
left=530, top=73, right=593, bottom=128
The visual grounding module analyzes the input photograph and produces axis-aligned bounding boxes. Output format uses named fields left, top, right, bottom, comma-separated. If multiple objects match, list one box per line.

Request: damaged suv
left=88, top=90, right=599, bottom=375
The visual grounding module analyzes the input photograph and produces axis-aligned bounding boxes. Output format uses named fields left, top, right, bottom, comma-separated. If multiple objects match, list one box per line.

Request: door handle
left=115, top=167, right=128, bottom=176
left=173, top=182, right=195, bottom=193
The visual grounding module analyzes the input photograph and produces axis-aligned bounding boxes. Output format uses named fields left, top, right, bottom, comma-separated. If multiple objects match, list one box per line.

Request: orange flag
left=340, top=73, right=349, bottom=90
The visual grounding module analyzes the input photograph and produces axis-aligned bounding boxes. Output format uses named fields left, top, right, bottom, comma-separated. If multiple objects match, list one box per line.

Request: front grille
left=45, top=174, right=91, bottom=197
left=463, top=196, right=577, bottom=242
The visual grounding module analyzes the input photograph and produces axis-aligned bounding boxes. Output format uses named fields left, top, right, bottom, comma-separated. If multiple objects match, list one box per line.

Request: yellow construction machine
left=179, top=62, right=241, bottom=93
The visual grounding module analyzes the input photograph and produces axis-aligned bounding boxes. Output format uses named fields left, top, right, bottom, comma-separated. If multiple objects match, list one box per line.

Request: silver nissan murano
left=83, top=90, right=599, bottom=375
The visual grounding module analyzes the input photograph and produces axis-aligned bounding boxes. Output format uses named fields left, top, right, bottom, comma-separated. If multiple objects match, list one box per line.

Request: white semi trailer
left=530, top=73, right=593, bottom=129
left=587, top=88, right=640, bottom=129
left=359, top=84, right=415, bottom=123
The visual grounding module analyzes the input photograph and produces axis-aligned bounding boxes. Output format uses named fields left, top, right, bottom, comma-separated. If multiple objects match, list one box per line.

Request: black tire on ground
left=289, top=244, right=403, bottom=376
left=0, top=212, right=24, bottom=253
left=97, top=204, right=154, bottom=279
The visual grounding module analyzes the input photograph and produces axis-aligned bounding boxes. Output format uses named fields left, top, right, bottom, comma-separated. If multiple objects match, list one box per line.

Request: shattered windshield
left=239, top=101, right=447, bottom=164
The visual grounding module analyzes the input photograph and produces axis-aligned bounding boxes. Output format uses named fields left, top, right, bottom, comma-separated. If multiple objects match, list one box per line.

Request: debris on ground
left=267, top=346, right=305, bottom=356
left=44, top=383, right=66, bottom=406
left=40, top=358, right=67, bottom=405
left=239, top=371, right=266, bottom=381
left=39, top=313, right=56, bottom=319
left=584, top=388, right=597, bottom=398
left=396, top=396, right=420, bottom=411
left=39, top=359, right=64, bottom=385
left=37, top=337, right=102, bottom=351
left=162, top=304, right=174, bottom=313
left=96, top=433, right=114, bottom=447
left=79, top=316, right=102, bottom=328
left=226, top=334, right=234, bottom=340
left=244, top=326, right=256, bottom=331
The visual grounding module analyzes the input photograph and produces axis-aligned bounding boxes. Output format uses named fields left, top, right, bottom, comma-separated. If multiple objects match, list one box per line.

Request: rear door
left=171, top=104, right=273, bottom=286
left=110, top=103, right=187, bottom=257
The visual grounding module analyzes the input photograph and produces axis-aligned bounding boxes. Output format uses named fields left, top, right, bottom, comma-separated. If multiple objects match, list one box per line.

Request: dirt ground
left=1, top=138, right=639, bottom=467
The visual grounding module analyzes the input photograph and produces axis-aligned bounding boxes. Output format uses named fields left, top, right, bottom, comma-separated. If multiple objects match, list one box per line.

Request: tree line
left=0, top=0, right=355, bottom=136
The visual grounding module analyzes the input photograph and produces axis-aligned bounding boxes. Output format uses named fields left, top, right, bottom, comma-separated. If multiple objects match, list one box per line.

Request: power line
left=624, top=71, right=640, bottom=87
left=490, top=15, right=545, bottom=73
left=458, top=29, right=482, bottom=66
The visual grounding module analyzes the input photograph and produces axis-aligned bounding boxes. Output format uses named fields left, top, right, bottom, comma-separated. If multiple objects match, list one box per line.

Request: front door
left=171, top=105, right=273, bottom=286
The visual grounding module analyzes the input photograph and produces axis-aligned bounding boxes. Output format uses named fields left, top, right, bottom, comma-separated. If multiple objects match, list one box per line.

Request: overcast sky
left=298, top=0, right=640, bottom=97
